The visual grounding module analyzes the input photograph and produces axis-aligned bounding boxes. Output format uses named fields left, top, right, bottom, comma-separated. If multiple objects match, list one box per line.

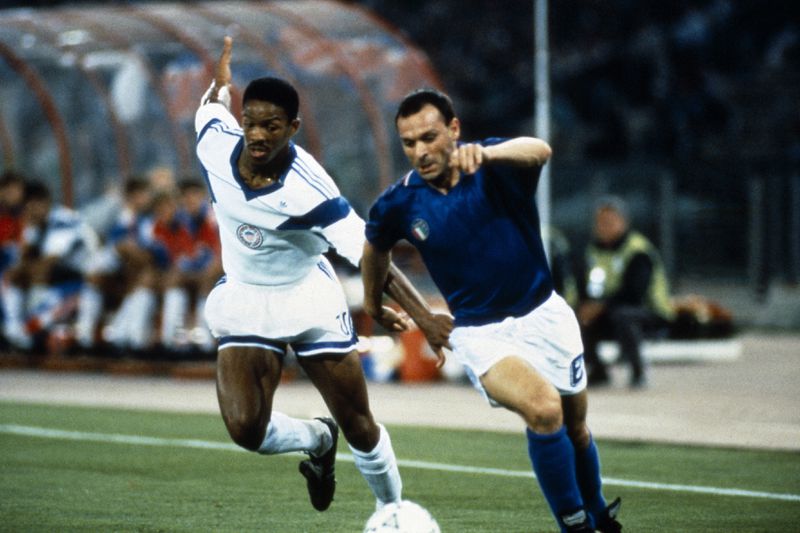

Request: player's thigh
left=216, top=345, right=283, bottom=429
left=480, top=356, right=563, bottom=430
left=298, top=351, right=378, bottom=448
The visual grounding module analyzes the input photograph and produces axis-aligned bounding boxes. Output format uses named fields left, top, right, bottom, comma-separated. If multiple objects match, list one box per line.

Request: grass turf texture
left=1, top=402, right=798, bottom=532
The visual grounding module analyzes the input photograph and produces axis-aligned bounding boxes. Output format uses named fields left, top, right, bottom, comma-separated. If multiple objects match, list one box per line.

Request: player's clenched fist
left=449, top=142, right=486, bottom=175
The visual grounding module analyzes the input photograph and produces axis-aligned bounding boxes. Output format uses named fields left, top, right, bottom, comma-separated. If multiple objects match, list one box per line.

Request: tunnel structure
left=0, top=0, right=442, bottom=214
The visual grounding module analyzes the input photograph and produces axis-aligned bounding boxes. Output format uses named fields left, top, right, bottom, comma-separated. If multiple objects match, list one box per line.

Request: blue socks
left=574, top=434, right=608, bottom=521
left=527, top=426, right=585, bottom=531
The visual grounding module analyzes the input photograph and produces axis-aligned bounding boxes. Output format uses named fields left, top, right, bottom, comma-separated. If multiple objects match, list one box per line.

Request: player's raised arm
left=484, top=136, right=552, bottom=167
left=451, top=137, right=552, bottom=175
left=202, top=35, right=233, bottom=109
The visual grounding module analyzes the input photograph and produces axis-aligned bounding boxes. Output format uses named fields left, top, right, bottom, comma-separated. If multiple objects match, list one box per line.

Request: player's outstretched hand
left=415, top=311, right=453, bottom=368
left=215, top=35, right=233, bottom=90
left=449, top=143, right=486, bottom=175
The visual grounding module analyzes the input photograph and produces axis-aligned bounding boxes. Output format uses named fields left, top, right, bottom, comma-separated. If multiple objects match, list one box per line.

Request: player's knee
left=224, top=415, right=264, bottom=451
left=340, top=414, right=379, bottom=452
left=521, top=394, right=563, bottom=434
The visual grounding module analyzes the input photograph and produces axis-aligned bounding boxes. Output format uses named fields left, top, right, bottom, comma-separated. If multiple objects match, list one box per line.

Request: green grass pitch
left=1, top=402, right=798, bottom=532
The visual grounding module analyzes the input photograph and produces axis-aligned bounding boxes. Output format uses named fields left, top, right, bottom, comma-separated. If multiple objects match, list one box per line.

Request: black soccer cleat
left=298, top=417, right=339, bottom=511
left=596, top=497, right=623, bottom=533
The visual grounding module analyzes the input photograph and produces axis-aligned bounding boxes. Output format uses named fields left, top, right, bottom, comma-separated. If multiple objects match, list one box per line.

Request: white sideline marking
left=2, top=424, right=798, bottom=503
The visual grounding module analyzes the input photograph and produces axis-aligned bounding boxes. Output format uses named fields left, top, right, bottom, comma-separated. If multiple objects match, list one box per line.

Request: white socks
left=161, top=287, right=188, bottom=348
left=1, top=284, right=25, bottom=328
left=107, top=287, right=156, bottom=349
left=258, top=412, right=331, bottom=456
left=256, top=415, right=402, bottom=508
left=127, top=288, right=156, bottom=349
left=76, top=284, right=103, bottom=348
left=1, top=284, right=30, bottom=348
left=349, top=424, right=402, bottom=508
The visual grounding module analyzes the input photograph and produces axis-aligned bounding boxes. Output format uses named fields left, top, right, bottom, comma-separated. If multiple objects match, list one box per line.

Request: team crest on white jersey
left=236, top=223, right=264, bottom=248
left=410, top=218, right=430, bottom=241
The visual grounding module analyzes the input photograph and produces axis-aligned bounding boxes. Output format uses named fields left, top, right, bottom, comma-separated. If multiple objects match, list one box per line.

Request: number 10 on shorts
left=336, top=311, right=354, bottom=336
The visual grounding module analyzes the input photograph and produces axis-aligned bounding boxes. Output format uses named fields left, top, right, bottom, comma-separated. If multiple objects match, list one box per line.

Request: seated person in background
left=576, top=196, right=674, bottom=388
left=173, top=177, right=223, bottom=353
left=76, top=176, right=156, bottom=353
left=0, top=171, right=26, bottom=277
left=145, top=188, right=221, bottom=354
left=1, top=180, right=98, bottom=351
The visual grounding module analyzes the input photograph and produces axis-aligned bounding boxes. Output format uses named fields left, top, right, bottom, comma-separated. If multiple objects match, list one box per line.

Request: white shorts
left=449, top=292, right=586, bottom=404
left=204, top=258, right=357, bottom=357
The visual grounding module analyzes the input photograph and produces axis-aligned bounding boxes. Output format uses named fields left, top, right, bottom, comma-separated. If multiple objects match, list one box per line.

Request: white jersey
left=195, top=102, right=365, bottom=286
left=22, top=205, right=99, bottom=274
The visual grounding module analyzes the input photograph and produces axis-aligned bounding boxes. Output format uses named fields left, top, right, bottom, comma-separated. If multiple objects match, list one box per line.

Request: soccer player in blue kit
left=361, top=88, right=622, bottom=532
left=196, top=39, right=449, bottom=514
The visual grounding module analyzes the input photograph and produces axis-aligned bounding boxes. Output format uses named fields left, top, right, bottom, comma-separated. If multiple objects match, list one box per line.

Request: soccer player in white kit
left=195, top=37, right=450, bottom=513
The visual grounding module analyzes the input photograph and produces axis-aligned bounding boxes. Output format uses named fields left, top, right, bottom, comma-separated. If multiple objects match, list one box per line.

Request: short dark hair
left=242, top=77, right=299, bottom=121
left=23, top=180, right=51, bottom=203
left=177, top=176, right=205, bottom=193
left=123, top=175, right=149, bottom=196
left=0, top=170, right=26, bottom=188
left=395, top=88, right=455, bottom=126
left=595, top=195, right=629, bottom=220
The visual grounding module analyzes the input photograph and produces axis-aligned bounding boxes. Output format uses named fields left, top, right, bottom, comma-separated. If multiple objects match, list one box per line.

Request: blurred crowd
left=2, top=0, right=774, bottom=367
left=0, top=168, right=222, bottom=359
left=363, top=0, right=799, bottom=167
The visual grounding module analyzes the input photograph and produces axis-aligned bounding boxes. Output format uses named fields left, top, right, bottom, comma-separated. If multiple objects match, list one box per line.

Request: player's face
left=22, top=198, right=49, bottom=226
left=397, top=104, right=459, bottom=182
left=181, top=188, right=206, bottom=216
left=0, top=181, right=24, bottom=208
left=241, top=100, right=300, bottom=168
left=154, top=196, right=178, bottom=223
left=594, top=207, right=628, bottom=244
left=128, top=189, right=151, bottom=214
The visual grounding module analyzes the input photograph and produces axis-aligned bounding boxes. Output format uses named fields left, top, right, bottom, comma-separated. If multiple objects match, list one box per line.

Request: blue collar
left=230, top=140, right=296, bottom=200
left=404, top=169, right=472, bottom=193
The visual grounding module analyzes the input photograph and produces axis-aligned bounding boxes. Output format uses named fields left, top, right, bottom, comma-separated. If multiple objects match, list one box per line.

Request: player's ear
left=289, top=117, right=301, bottom=137
left=447, top=117, right=461, bottom=141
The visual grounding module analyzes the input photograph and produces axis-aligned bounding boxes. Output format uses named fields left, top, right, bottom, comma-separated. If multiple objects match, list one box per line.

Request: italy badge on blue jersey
left=411, top=219, right=430, bottom=241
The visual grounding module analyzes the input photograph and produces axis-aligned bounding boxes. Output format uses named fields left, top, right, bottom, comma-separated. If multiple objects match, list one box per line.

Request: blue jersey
left=365, top=138, right=554, bottom=327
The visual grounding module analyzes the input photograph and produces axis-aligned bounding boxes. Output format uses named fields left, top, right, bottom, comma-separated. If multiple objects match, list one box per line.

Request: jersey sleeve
left=481, top=137, right=542, bottom=199
left=273, top=194, right=363, bottom=268
left=365, top=191, right=403, bottom=252
left=195, top=102, right=238, bottom=137
left=320, top=209, right=366, bottom=268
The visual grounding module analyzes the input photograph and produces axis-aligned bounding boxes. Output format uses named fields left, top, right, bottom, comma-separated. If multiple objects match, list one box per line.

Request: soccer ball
left=363, top=500, right=441, bottom=533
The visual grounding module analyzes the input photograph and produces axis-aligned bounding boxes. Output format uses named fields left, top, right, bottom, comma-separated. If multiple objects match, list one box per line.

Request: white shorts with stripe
left=449, top=292, right=587, bottom=405
left=204, top=257, right=357, bottom=357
